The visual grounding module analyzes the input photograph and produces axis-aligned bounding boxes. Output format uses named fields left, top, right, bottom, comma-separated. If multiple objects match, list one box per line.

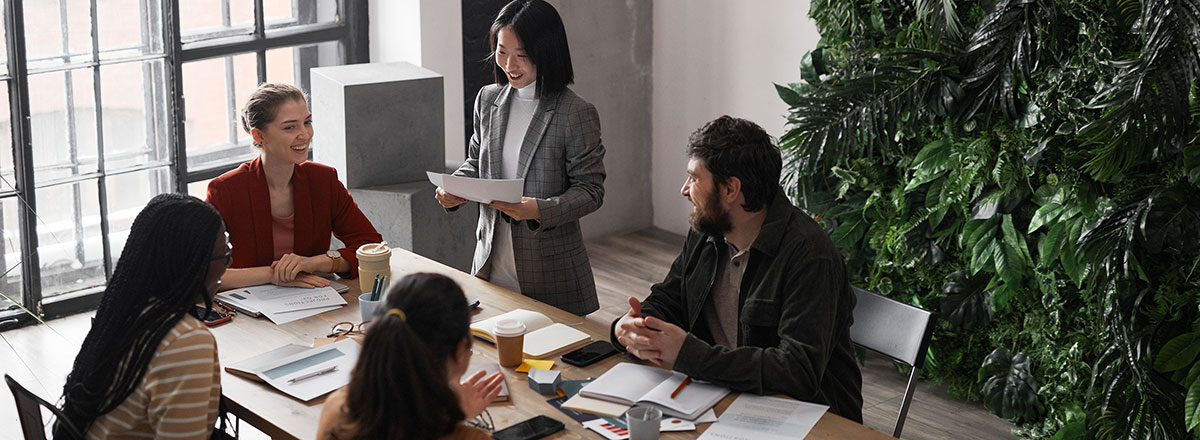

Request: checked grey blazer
left=451, top=84, right=606, bottom=316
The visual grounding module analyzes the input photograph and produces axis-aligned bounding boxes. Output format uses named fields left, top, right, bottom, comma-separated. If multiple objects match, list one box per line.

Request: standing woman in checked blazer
left=436, top=0, right=605, bottom=316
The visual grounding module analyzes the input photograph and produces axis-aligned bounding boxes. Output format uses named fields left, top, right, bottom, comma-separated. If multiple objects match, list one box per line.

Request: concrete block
left=527, top=368, right=561, bottom=396
left=312, top=62, right=444, bottom=189
left=350, top=182, right=476, bottom=272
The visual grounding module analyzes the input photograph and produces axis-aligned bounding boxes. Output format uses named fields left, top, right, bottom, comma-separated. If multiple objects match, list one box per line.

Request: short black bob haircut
left=686, top=116, right=783, bottom=212
left=488, top=0, right=574, bottom=98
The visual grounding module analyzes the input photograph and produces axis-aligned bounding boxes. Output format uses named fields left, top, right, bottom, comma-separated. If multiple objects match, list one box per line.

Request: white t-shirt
left=488, top=82, right=538, bottom=292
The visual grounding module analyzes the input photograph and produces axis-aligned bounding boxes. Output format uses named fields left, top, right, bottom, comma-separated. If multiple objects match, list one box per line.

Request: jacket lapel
left=292, top=164, right=314, bottom=256
left=249, top=158, right=274, bottom=264
left=486, top=86, right=512, bottom=179
left=517, top=91, right=559, bottom=179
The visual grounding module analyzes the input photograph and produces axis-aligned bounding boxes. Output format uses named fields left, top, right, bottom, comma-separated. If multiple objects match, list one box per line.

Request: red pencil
left=669, top=377, right=692, bottom=399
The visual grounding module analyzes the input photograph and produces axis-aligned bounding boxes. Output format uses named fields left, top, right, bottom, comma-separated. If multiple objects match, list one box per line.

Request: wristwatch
left=326, top=250, right=342, bottom=271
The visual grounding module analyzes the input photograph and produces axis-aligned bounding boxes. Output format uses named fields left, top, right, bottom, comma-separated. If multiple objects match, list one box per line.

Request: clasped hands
left=268, top=253, right=332, bottom=288
left=435, top=187, right=540, bottom=221
left=614, top=297, right=687, bottom=367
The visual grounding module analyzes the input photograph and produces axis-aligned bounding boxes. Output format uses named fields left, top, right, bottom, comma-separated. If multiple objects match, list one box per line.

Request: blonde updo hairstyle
left=240, top=83, right=307, bottom=148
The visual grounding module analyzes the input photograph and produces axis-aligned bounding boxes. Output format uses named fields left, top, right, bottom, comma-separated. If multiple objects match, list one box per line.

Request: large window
left=0, top=0, right=367, bottom=328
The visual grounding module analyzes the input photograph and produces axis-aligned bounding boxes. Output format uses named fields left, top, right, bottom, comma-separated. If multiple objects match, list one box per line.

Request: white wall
left=369, top=0, right=466, bottom=162
left=651, top=0, right=820, bottom=235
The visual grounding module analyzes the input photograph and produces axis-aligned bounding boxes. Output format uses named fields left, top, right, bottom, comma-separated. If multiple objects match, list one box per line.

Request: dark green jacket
left=610, top=192, right=863, bottom=422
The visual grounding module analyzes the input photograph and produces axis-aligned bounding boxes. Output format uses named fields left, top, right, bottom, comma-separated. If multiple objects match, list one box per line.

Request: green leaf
left=971, top=190, right=1003, bottom=220
left=1028, top=202, right=1064, bottom=233
left=1155, top=332, right=1200, bottom=373
left=775, top=83, right=802, bottom=107
left=1039, top=221, right=1064, bottom=266
left=979, top=348, right=1044, bottom=422
left=1187, top=378, right=1200, bottom=430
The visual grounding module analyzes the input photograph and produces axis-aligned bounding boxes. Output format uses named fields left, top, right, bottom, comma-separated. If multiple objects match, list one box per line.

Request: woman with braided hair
left=316, top=273, right=504, bottom=440
left=56, top=193, right=231, bottom=439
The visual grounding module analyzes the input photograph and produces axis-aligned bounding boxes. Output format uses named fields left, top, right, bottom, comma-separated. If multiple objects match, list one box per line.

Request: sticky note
left=515, top=359, right=555, bottom=373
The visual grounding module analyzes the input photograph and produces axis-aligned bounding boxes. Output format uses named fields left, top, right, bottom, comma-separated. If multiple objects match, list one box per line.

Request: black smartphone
left=560, top=341, right=618, bottom=367
left=193, top=305, right=232, bottom=327
left=491, top=415, right=564, bottom=440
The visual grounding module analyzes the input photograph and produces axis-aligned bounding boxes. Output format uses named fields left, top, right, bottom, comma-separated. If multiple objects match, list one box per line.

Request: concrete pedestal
left=350, top=183, right=475, bottom=272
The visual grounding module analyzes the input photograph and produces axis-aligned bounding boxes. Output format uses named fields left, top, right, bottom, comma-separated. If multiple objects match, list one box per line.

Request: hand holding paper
left=427, top=172, right=524, bottom=205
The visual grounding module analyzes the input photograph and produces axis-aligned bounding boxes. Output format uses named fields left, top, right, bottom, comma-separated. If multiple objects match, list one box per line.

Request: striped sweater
left=86, top=314, right=221, bottom=439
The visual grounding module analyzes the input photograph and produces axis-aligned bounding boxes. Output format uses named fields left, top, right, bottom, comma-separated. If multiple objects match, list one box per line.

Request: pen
left=287, top=365, right=338, bottom=384
left=669, top=376, right=692, bottom=399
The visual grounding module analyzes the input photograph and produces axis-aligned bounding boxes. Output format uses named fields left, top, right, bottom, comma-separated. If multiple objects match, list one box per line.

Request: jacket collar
left=246, top=156, right=313, bottom=258
left=487, top=85, right=562, bottom=179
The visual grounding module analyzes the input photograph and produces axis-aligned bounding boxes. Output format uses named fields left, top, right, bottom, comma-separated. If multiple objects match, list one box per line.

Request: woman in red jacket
left=206, top=83, right=382, bottom=290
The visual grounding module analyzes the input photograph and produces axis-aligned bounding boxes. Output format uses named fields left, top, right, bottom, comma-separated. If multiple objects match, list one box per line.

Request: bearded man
left=610, top=116, right=863, bottom=422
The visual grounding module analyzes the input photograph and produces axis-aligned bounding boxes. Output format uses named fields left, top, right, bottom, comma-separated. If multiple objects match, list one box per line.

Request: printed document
left=218, top=284, right=345, bottom=325
left=427, top=171, right=523, bottom=204
left=697, top=394, right=828, bottom=440
left=255, top=338, right=360, bottom=402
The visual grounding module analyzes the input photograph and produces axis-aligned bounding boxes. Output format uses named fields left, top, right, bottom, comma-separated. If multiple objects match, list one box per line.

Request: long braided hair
left=337, top=273, right=470, bottom=439
left=56, top=193, right=224, bottom=437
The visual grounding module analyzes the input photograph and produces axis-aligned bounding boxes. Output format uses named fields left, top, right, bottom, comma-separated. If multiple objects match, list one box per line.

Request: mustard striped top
left=86, top=314, right=221, bottom=440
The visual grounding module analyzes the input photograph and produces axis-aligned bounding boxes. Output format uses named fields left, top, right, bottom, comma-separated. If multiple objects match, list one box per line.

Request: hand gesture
left=457, top=369, right=505, bottom=420
left=488, top=197, right=540, bottom=221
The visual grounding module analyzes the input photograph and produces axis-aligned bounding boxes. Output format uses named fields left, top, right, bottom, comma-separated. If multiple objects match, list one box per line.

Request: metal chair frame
left=5, top=374, right=82, bottom=440
left=849, top=286, right=936, bottom=438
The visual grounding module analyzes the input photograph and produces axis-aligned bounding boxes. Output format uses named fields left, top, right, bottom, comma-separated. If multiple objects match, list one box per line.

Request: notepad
left=576, top=362, right=730, bottom=420
left=469, top=309, right=592, bottom=359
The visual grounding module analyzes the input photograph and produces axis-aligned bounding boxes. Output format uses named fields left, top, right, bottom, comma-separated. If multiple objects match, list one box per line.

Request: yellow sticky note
left=515, top=359, right=555, bottom=373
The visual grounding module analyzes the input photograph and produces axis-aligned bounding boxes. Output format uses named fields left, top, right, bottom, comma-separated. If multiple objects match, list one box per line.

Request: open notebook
left=469, top=309, right=591, bottom=359
left=571, top=362, right=729, bottom=420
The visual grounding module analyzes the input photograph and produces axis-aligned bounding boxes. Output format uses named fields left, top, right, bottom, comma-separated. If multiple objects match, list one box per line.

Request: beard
left=688, top=189, right=732, bottom=237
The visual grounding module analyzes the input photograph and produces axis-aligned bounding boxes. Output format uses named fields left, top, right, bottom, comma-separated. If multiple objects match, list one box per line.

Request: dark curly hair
left=686, top=115, right=783, bottom=212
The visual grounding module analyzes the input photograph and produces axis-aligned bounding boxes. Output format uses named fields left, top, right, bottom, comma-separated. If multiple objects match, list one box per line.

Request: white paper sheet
left=697, top=395, right=828, bottom=440
left=224, top=284, right=346, bottom=325
left=255, top=338, right=360, bottom=402
left=427, top=171, right=523, bottom=204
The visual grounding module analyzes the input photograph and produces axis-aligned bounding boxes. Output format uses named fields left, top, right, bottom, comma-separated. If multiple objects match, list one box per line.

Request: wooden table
left=210, top=248, right=894, bottom=439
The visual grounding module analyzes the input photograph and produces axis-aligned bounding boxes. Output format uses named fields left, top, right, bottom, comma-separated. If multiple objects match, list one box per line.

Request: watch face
left=327, top=250, right=341, bottom=259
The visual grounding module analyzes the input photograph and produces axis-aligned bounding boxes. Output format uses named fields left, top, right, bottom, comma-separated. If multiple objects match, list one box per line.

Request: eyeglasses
left=328, top=321, right=370, bottom=338
left=466, top=409, right=494, bottom=432
left=211, top=250, right=232, bottom=267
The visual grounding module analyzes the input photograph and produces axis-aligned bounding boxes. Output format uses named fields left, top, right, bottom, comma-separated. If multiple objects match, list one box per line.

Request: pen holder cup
left=626, top=406, right=662, bottom=440
left=359, top=293, right=383, bottom=323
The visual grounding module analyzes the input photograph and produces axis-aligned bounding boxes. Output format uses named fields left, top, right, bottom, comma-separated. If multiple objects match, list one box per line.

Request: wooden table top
left=210, top=248, right=895, bottom=440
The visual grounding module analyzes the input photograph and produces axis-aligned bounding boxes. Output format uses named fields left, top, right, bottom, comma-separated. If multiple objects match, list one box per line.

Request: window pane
left=24, top=0, right=93, bottom=71
left=98, top=0, right=165, bottom=60
left=183, top=54, right=258, bottom=171
left=180, top=0, right=254, bottom=43
left=265, top=0, right=338, bottom=30
left=0, top=0, right=8, bottom=76
left=0, top=84, right=14, bottom=196
left=265, top=41, right=342, bottom=91
left=101, top=60, right=169, bottom=172
left=0, top=196, right=24, bottom=311
left=187, top=178, right=214, bottom=199
left=37, top=180, right=105, bottom=298
left=106, top=168, right=170, bottom=266
left=29, top=69, right=99, bottom=185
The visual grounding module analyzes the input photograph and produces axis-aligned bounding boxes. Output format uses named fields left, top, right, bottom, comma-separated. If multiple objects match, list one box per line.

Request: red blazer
left=205, top=157, right=382, bottom=279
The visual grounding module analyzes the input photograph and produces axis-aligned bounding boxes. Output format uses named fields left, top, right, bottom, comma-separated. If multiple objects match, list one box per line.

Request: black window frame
left=0, top=0, right=368, bottom=330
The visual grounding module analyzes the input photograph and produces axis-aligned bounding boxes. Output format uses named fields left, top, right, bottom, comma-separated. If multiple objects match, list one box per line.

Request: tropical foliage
left=779, top=0, right=1200, bottom=438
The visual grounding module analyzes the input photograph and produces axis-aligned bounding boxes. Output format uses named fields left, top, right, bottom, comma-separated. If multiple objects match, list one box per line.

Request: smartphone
left=194, top=305, right=232, bottom=327
left=560, top=341, right=618, bottom=367
left=491, top=415, right=564, bottom=440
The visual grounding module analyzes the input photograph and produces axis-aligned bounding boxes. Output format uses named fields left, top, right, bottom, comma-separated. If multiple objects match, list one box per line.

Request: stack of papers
left=426, top=172, right=524, bottom=204
left=217, top=284, right=345, bottom=325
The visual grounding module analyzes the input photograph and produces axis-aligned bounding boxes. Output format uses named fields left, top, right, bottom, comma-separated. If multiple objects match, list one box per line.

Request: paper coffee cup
left=494, top=319, right=527, bottom=368
left=356, top=242, right=391, bottom=293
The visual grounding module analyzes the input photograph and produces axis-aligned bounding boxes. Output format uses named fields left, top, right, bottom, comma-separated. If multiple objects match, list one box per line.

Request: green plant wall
left=777, top=0, right=1200, bottom=438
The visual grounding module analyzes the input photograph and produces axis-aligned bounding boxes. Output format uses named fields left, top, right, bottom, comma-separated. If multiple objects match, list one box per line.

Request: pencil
left=669, top=376, right=692, bottom=399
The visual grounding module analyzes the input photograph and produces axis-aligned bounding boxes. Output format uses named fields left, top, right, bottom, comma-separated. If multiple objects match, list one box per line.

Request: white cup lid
left=357, top=242, right=391, bottom=256
left=493, top=318, right=527, bottom=336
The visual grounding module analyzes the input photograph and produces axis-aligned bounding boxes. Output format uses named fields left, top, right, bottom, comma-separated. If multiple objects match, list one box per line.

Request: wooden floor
left=0, top=228, right=1018, bottom=439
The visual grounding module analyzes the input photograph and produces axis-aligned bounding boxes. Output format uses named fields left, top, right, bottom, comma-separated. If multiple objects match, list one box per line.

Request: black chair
left=848, top=287, right=936, bottom=438
left=5, top=374, right=81, bottom=440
